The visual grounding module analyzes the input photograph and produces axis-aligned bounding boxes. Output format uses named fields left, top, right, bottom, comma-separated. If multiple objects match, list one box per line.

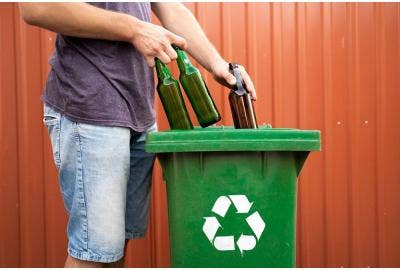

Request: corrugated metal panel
left=0, top=2, right=399, bottom=267
left=0, top=4, right=20, bottom=267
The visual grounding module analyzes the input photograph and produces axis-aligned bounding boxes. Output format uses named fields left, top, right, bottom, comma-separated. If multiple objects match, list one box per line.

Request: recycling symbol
left=202, top=195, right=266, bottom=254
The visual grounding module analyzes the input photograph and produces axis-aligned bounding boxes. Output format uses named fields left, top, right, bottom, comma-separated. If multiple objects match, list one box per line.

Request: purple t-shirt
left=42, top=2, right=155, bottom=132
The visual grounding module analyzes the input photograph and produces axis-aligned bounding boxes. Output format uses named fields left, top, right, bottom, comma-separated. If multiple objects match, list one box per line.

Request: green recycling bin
left=146, top=126, right=320, bottom=267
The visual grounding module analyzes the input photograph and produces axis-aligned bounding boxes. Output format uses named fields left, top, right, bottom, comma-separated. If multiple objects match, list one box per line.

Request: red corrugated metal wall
left=1, top=2, right=399, bottom=267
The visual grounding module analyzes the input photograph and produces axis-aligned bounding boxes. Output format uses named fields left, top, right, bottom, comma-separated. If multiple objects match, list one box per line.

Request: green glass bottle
left=155, top=58, right=193, bottom=130
left=174, top=46, right=221, bottom=128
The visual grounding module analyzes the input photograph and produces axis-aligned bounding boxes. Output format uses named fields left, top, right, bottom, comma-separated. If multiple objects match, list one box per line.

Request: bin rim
left=146, top=126, right=321, bottom=153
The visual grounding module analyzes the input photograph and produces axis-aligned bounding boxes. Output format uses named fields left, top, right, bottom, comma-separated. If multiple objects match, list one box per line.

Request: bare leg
left=65, top=255, right=103, bottom=268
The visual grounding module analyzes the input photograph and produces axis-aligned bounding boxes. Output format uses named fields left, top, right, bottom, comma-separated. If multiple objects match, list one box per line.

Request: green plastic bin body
left=146, top=126, right=320, bottom=267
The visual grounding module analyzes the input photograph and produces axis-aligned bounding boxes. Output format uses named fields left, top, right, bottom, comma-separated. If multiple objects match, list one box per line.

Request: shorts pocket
left=43, top=105, right=61, bottom=126
left=43, top=105, right=62, bottom=169
left=43, top=115, right=59, bottom=126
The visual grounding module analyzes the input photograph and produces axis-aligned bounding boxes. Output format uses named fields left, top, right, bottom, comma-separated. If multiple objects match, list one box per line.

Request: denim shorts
left=43, top=104, right=156, bottom=263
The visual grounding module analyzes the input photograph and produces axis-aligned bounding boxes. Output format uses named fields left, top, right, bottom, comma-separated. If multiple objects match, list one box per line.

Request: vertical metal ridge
left=13, top=4, right=22, bottom=267
left=375, top=4, right=385, bottom=266
left=244, top=2, right=249, bottom=69
left=320, top=2, right=329, bottom=266
left=373, top=4, right=381, bottom=266
left=294, top=3, right=300, bottom=129
left=343, top=4, right=352, bottom=266
left=375, top=4, right=400, bottom=267
left=13, top=5, right=25, bottom=265
left=277, top=3, right=283, bottom=126
left=246, top=3, right=256, bottom=113
left=345, top=2, right=354, bottom=266
left=218, top=2, right=225, bottom=126
left=194, top=1, right=198, bottom=18
left=322, top=2, right=331, bottom=266
left=301, top=5, right=309, bottom=264
left=270, top=3, right=275, bottom=126
left=356, top=3, right=378, bottom=266
left=375, top=5, right=384, bottom=266
left=295, top=2, right=305, bottom=266
left=220, top=2, right=226, bottom=125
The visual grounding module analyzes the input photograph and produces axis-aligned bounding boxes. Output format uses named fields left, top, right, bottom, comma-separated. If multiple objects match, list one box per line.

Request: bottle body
left=175, top=47, right=221, bottom=127
left=156, top=59, right=193, bottom=130
left=228, top=63, right=258, bottom=129
left=179, top=71, right=221, bottom=127
left=228, top=91, right=258, bottom=129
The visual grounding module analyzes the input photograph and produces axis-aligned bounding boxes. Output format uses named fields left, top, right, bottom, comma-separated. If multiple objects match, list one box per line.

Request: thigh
left=125, top=123, right=157, bottom=238
left=44, top=105, right=132, bottom=263
left=72, top=122, right=131, bottom=261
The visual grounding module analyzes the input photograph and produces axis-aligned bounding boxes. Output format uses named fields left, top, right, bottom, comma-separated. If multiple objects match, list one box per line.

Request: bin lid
left=146, top=126, right=321, bottom=153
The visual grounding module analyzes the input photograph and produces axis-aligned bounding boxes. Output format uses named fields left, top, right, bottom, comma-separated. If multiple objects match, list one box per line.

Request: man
left=19, top=3, right=256, bottom=267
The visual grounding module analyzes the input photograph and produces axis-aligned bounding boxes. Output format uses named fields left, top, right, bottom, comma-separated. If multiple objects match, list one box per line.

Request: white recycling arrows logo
left=202, top=195, right=266, bottom=254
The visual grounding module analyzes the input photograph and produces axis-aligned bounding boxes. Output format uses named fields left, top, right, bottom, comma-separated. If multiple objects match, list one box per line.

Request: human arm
left=19, top=3, right=187, bottom=67
left=151, top=3, right=256, bottom=99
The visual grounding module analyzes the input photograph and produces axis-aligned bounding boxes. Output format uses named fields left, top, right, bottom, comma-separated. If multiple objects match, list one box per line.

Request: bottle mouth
left=172, top=45, right=182, bottom=51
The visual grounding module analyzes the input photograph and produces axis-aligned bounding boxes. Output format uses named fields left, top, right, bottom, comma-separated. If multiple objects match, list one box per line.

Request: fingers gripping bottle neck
left=174, top=46, right=221, bottom=128
left=155, top=58, right=193, bottom=130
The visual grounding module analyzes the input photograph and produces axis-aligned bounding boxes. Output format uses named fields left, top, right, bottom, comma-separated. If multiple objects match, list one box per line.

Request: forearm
left=152, top=3, right=257, bottom=99
left=19, top=3, right=138, bottom=42
left=153, top=3, right=224, bottom=72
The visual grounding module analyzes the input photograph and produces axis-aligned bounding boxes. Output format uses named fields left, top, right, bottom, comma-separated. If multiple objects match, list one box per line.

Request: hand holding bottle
left=130, top=20, right=188, bottom=67
left=210, top=60, right=257, bottom=101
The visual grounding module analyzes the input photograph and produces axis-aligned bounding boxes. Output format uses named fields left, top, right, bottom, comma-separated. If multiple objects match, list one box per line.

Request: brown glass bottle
left=174, top=46, right=221, bottom=128
left=155, top=58, right=193, bottom=130
left=228, top=63, right=258, bottom=129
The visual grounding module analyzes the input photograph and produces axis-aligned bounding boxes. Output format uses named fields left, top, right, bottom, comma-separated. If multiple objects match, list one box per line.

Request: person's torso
left=42, top=2, right=155, bottom=131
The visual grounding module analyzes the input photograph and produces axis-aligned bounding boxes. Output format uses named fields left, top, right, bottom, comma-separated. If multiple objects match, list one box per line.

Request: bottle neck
left=155, top=58, right=172, bottom=81
left=175, top=47, right=195, bottom=73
